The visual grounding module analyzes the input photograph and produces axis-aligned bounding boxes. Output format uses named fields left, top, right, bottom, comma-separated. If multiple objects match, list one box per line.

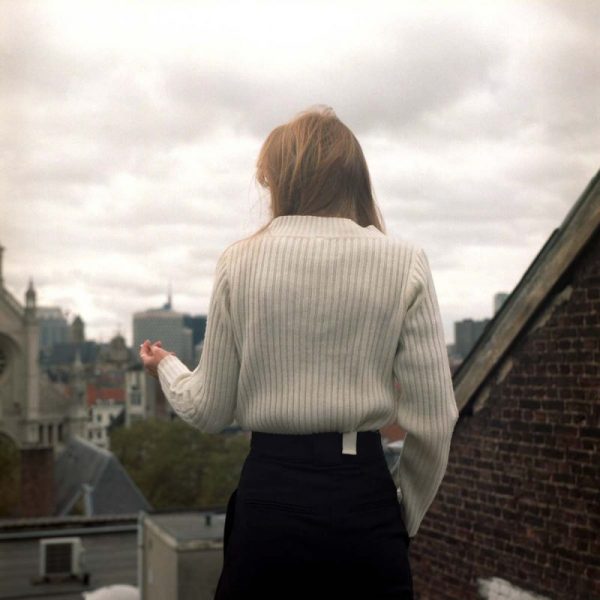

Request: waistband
left=249, top=430, right=384, bottom=464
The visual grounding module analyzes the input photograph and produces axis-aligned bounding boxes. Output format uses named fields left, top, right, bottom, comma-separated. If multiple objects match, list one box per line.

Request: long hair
left=246, top=105, right=386, bottom=239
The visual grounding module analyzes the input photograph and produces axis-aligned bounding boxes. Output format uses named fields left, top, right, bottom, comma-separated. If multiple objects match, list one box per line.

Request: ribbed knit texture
left=157, top=214, right=459, bottom=537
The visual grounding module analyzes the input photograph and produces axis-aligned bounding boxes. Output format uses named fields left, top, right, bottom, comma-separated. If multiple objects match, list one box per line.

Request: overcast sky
left=1, top=0, right=599, bottom=348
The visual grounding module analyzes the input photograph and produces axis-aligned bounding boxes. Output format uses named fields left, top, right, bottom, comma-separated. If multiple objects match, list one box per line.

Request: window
left=131, top=389, right=142, bottom=406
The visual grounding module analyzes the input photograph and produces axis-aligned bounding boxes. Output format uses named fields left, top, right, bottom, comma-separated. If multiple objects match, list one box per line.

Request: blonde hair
left=247, top=105, right=386, bottom=239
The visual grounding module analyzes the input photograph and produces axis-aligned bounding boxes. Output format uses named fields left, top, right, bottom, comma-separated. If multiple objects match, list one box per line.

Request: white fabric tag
left=342, top=431, right=357, bottom=455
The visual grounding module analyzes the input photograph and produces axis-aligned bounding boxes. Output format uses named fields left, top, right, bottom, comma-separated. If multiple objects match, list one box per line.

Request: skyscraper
left=37, top=307, right=70, bottom=354
left=133, top=304, right=194, bottom=369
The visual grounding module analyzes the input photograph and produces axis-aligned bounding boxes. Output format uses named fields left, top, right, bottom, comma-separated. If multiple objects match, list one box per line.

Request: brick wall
left=19, top=447, right=55, bottom=517
left=409, top=228, right=599, bottom=600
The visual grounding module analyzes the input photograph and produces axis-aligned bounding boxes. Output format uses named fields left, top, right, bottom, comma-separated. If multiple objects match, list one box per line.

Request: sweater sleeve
left=157, top=250, right=240, bottom=433
left=393, top=246, right=459, bottom=538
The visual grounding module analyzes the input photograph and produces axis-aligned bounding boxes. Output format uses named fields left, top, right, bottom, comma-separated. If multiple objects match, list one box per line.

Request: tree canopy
left=109, top=419, right=250, bottom=510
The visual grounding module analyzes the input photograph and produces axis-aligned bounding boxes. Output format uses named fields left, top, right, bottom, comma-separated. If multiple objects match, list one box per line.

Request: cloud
left=1, top=0, right=598, bottom=345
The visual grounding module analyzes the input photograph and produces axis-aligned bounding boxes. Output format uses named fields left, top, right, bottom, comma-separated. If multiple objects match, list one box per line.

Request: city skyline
left=8, top=271, right=508, bottom=356
left=2, top=0, right=599, bottom=347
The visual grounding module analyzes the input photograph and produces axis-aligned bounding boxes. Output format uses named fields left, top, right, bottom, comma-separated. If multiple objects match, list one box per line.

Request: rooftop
left=0, top=510, right=227, bottom=600
left=0, top=516, right=139, bottom=600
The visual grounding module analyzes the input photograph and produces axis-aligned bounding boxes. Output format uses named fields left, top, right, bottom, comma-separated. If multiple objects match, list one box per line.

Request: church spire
left=164, top=280, right=172, bottom=310
left=25, top=278, right=36, bottom=316
left=25, top=278, right=36, bottom=311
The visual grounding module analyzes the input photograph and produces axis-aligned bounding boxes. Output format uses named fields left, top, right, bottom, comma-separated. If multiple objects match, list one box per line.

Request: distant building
left=86, top=399, right=124, bottom=450
left=97, top=333, right=132, bottom=367
left=125, top=364, right=154, bottom=427
left=71, top=314, right=85, bottom=343
left=449, top=293, right=509, bottom=365
left=0, top=247, right=89, bottom=517
left=493, top=292, right=509, bottom=314
left=86, top=379, right=125, bottom=406
left=453, top=317, right=491, bottom=359
left=37, top=306, right=70, bottom=354
left=41, top=339, right=101, bottom=382
left=446, top=344, right=464, bottom=373
left=133, top=303, right=194, bottom=368
left=183, top=314, right=207, bottom=351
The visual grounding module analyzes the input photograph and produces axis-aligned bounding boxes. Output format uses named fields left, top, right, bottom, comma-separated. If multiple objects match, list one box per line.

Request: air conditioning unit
left=36, top=537, right=90, bottom=584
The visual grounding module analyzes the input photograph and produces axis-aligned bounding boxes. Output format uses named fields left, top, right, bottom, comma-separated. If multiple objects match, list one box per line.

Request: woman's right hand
left=139, top=339, right=176, bottom=379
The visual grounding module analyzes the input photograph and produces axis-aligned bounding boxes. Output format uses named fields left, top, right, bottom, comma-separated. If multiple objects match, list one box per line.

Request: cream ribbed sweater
left=157, top=214, right=459, bottom=537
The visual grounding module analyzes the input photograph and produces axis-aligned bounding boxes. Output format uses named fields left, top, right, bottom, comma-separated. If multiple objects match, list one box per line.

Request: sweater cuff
left=157, top=354, right=191, bottom=382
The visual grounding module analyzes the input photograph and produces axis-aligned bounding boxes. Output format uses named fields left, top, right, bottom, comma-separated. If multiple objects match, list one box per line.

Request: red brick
left=413, top=230, right=599, bottom=600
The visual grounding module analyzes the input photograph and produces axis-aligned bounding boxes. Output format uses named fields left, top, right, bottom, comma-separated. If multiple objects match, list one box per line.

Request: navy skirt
left=214, top=430, right=413, bottom=600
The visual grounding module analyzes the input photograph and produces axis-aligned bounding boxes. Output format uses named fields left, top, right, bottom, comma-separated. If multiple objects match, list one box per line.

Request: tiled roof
left=54, top=435, right=152, bottom=516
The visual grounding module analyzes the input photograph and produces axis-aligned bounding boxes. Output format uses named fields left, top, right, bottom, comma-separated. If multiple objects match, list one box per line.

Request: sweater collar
left=266, top=215, right=383, bottom=237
